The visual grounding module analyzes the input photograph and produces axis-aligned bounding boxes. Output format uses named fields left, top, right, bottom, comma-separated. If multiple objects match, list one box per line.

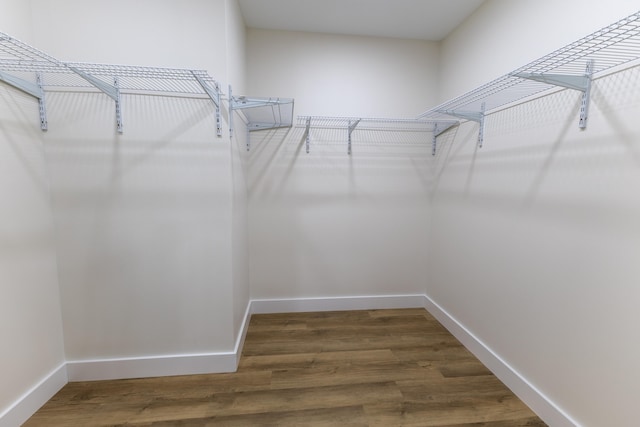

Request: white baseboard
left=250, top=294, right=426, bottom=314
left=0, top=363, right=67, bottom=427
left=422, top=293, right=579, bottom=427
left=66, top=352, right=239, bottom=382
left=234, top=300, right=252, bottom=360
left=67, top=300, right=254, bottom=382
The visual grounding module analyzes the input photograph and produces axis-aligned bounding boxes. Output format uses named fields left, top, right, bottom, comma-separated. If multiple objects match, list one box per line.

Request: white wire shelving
left=421, top=10, right=640, bottom=151
left=229, top=85, right=294, bottom=151
left=0, top=31, right=223, bottom=135
left=296, top=116, right=458, bottom=155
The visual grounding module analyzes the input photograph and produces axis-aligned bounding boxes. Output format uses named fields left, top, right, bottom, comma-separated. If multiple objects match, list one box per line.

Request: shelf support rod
left=192, top=72, right=222, bottom=137
left=513, top=60, right=594, bottom=129
left=0, top=70, right=48, bottom=131
left=303, top=117, right=311, bottom=154
left=347, top=119, right=361, bottom=155
left=67, top=66, right=123, bottom=133
left=431, top=121, right=458, bottom=156
left=437, top=102, right=485, bottom=148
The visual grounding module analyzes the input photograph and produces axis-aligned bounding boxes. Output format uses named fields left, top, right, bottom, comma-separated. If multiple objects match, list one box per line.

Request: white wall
left=0, top=1, right=66, bottom=423
left=30, top=0, right=226, bottom=73
left=246, top=30, right=438, bottom=302
left=433, top=2, right=640, bottom=425
left=27, top=0, right=245, bottom=373
left=247, top=29, right=439, bottom=117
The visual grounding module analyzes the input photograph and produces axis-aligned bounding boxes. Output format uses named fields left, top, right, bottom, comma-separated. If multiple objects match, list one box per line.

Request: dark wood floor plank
left=127, top=405, right=370, bottom=427
left=25, top=308, right=547, bottom=427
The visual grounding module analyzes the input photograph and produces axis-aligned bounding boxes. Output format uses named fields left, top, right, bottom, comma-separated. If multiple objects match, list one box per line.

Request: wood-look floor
left=25, top=309, right=546, bottom=426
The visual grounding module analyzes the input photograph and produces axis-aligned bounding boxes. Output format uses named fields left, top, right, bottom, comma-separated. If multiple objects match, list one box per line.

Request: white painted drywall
left=247, top=29, right=439, bottom=117
left=246, top=30, right=438, bottom=301
left=0, top=0, right=33, bottom=41
left=433, top=2, right=640, bottom=425
left=29, top=0, right=227, bottom=73
left=0, top=1, right=66, bottom=420
left=26, top=0, right=243, bottom=364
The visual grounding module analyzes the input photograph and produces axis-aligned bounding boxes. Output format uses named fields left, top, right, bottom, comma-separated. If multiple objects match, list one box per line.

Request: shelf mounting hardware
left=347, top=119, right=361, bottom=155
left=513, top=60, right=594, bottom=129
left=303, top=116, right=311, bottom=154
left=68, top=66, right=123, bottom=133
left=431, top=121, right=458, bottom=156
left=0, top=70, right=48, bottom=131
left=438, top=102, right=486, bottom=148
left=36, top=73, right=47, bottom=131
left=192, top=72, right=222, bottom=137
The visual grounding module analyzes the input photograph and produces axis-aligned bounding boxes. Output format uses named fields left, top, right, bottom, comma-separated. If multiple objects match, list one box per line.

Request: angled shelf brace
left=513, top=60, right=593, bottom=129
left=192, top=71, right=222, bottom=136
left=347, top=119, right=361, bottom=155
left=228, top=87, right=294, bottom=151
left=1, top=31, right=223, bottom=136
left=67, top=65, right=124, bottom=133
left=437, top=102, right=486, bottom=148
left=0, top=69, right=48, bottom=130
left=431, top=121, right=458, bottom=156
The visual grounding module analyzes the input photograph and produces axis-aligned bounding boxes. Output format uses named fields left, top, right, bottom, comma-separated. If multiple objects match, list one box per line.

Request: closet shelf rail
left=296, top=115, right=458, bottom=155
left=0, top=31, right=223, bottom=135
left=420, top=11, right=640, bottom=149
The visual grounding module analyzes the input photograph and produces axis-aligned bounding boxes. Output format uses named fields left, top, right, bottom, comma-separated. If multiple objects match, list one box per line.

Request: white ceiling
left=238, top=0, right=486, bottom=41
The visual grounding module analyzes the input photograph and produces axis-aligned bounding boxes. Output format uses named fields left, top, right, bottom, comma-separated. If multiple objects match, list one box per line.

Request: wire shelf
left=0, top=31, right=222, bottom=134
left=420, top=11, right=640, bottom=120
left=231, top=96, right=295, bottom=131
left=295, top=116, right=458, bottom=155
left=297, top=116, right=452, bottom=132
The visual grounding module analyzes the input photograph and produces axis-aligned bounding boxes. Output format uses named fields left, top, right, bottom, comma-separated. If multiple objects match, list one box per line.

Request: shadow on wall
left=429, top=64, right=640, bottom=235
left=245, top=124, right=436, bottom=205
left=0, top=87, right=49, bottom=197
left=41, top=91, right=234, bottom=357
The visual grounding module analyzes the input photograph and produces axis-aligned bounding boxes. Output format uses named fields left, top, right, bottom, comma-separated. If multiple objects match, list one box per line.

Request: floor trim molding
left=250, top=294, right=426, bottom=314
left=0, top=363, right=67, bottom=427
left=66, top=352, right=238, bottom=382
left=422, top=293, right=579, bottom=427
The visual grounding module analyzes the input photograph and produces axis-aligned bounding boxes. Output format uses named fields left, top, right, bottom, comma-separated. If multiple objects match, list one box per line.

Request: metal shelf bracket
left=304, top=116, right=311, bottom=154
left=514, top=60, right=594, bottom=129
left=36, top=73, right=47, bottom=131
left=68, top=66, right=123, bottom=133
left=113, top=77, right=123, bottom=134
left=192, top=72, right=222, bottom=137
left=431, top=121, right=458, bottom=156
left=0, top=70, right=48, bottom=131
left=438, top=102, right=486, bottom=148
left=347, top=119, right=361, bottom=155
